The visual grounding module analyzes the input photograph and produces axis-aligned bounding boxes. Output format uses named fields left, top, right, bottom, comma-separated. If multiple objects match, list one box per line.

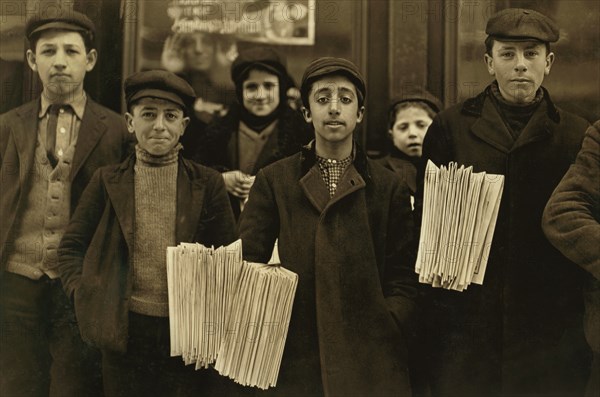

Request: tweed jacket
left=239, top=142, right=417, bottom=397
left=57, top=155, right=237, bottom=352
left=0, top=97, right=132, bottom=273
left=543, top=120, right=600, bottom=354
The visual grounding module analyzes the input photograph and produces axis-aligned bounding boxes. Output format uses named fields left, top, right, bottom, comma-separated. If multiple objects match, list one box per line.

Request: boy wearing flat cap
left=415, top=8, right=591, bottom=397
left=239, top=57, right=417, bottom=396
left=0, top=10, right=131, bottom=397
left=57, top=70, right=237, bottom=396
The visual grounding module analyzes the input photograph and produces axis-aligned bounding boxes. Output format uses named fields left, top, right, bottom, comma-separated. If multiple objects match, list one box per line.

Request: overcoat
left=542, top=120, right=600, bottom=396
left=57, top=155, right=237, bottom=353
left=415, top=85, right=591, bottom=396
left=198, top=105, right=312, bottom=219
left=0, top=98, right=132, bottom=273
left=198, top=105, right=312, bottom=173
left=239, top=143, right=417, bottom=397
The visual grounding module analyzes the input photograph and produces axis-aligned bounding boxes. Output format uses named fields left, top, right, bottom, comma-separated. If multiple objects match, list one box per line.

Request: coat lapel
left=325, top=165, right=366, bottom=211
left=104, top=157, right=135, bottom=251
left=469, top=98, right=514, bottom=154
left=71, top=99, right=107, bottom=180
left=300, top=165, right=330, bottom=213
left=175, top=160, right=206, bottom=244
left=511, top=101, right=553, bottom=151
left=12, top=101, right=39, bottom=185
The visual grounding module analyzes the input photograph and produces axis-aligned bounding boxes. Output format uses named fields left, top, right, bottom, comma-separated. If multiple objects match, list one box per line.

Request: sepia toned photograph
left=1, top=1, right=599, bottom=396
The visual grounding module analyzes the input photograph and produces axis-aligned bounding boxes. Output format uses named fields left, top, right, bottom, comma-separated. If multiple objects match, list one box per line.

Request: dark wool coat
left=197, top=105, right=312, bottom=172
left=198, top=105, right=312, bottom=219
left=0, top=98, right=132, bottom=273
left=542, top=120, right=600, bottom=396
left=377, top=149, right=419, bottom=195
left=239, top=143, right=417, bottom=397
left=415, top=85, right=591, bottom=397
left=57, top=155, right=237, bottom=353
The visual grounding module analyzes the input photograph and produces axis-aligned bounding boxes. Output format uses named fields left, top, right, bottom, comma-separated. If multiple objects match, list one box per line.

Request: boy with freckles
left=239, top=57, right=417, bottom=396
left=57, top=70, right=237, bottom=396
left=0, top=11, right=131, bottom=396
left=415, top=8, right=591, bottom=397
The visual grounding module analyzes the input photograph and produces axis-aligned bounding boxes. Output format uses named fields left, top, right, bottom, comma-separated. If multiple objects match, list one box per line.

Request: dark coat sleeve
left=542, top=121, right=600, bottom=280
left=414, top=114, right=453, bottom=229
left=383, top=178, right=418, bottom=329
left=196, top=166, right=238, bottom=247
left=238, top=168, right=280, bottom=263
left=58, top=168, right=107, bottom=299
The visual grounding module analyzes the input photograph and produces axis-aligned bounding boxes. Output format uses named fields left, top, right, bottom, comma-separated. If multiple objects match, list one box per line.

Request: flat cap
left=231, top=47, right=288, bottom=83
left=25, top=10, right=95, bottom=39
left=300, top=57, right=366, bottom=107
left=389, top=89, right=443, bottom=114
left=486, top=8, right=559, bottom=43
left=124, top=70, right=196, bottom=112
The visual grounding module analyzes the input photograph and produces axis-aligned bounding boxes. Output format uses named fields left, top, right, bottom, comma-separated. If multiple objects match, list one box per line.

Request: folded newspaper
left=166, top=240, right=298, bottom=389
left=416, top=161, right=504, bottom=291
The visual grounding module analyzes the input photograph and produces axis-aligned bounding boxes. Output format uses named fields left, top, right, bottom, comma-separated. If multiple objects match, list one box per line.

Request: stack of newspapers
left=166, top=240, right=298, bottom=389
left=416, top=161, right=504, bottom=291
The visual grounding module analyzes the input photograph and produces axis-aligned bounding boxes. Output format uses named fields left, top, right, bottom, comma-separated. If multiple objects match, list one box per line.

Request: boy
left=416, top=8, right=591, bottom=396
left=57, top=70, right=237, bottom=396
left=239, top=57, right=417, bottom=396
left=0, top=11, right=131, bottom=396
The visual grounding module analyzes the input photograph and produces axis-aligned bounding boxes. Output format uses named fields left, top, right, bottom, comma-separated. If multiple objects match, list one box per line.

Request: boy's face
left=125, top=97, right=190, bottom=156
left=389, top=106, right=432, bottom=158
left=484, top=40, right=554, bottom=104
left=183, top=32, right=215, bottom=72
left=242, top=69, right=280, bottom=117
left=26, top=30, right=97, bottom=103
left=302, top=75, right=364, bottom=147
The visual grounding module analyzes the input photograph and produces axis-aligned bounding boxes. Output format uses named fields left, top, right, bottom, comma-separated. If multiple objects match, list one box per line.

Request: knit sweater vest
left=129, top=144, right=180, bottom=317
left=5, top=129, right=75, bottom=280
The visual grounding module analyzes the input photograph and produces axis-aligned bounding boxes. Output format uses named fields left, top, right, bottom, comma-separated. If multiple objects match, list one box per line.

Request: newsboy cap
left=486, top=8, right=559, bottom=43
left=25, top=9, right=95, bottom=39
left=231, top=47, right=288, bottom=83
left=124, top=70, right=196, bottom=112
left=300, top=57, right=366, bottom=108
left=389, top=89, right=443, bottom=115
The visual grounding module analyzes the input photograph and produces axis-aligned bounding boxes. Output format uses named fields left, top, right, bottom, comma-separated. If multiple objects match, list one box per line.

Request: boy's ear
left=484, top=53, right=495, bottom=76
left=125, top=112, right=136, bottom=134
left=356, top=106, right=365, bottom=123
left=301, top=106, right=312, bottom=123
left=26, top=50, right=37, bottom=72
left=181, top=116, right=190, bottom=135
left=85, top=49, right=98, bottom=72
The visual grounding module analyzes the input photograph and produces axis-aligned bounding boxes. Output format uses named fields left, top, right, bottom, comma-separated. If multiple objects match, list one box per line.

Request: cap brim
left=128, top=89, right=186, bottom=109
left=29, top=21, right=87, bottom=37
left=488, top=35, right=547, bottom=42
left=236, top=62, right=282, bottom=80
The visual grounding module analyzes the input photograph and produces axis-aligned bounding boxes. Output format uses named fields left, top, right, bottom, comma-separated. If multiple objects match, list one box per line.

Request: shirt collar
left=39, top=91, right=88, bottom=119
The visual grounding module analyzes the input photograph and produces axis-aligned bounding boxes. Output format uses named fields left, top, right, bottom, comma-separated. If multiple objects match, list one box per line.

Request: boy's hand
left=161, top=34, right=186, bottom=73
left=222, top=171, right=255, bottom=199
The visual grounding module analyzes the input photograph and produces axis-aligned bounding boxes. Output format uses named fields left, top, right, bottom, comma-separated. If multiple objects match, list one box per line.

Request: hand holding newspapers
left=166, top=240, right=298, bottom=389
left=416, top=161, right=504, bottom=291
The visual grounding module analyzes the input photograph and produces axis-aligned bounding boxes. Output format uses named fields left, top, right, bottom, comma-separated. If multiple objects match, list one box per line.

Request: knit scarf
left=490, top=81, right=544, bottom=139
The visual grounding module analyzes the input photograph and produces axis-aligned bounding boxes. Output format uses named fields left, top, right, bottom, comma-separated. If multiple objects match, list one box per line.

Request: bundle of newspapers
left=416, top=161, right=504, bottom=291
left=166, top=240, right=298, bottom=389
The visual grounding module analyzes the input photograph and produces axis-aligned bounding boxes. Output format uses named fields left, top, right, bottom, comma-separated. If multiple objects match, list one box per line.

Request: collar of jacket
left=462, top=84, right=560, bottom=123
left=300, top=140, right=371, bottom=182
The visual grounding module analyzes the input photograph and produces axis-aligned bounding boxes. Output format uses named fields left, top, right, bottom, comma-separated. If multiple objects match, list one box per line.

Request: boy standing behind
left=239, top=57, right=417, bottom=396
left=0, top=11, right=131, bottom=396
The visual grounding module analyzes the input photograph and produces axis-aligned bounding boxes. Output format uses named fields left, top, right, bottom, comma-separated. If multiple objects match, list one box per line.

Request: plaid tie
left=46, top=104, right=60, bottom=167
